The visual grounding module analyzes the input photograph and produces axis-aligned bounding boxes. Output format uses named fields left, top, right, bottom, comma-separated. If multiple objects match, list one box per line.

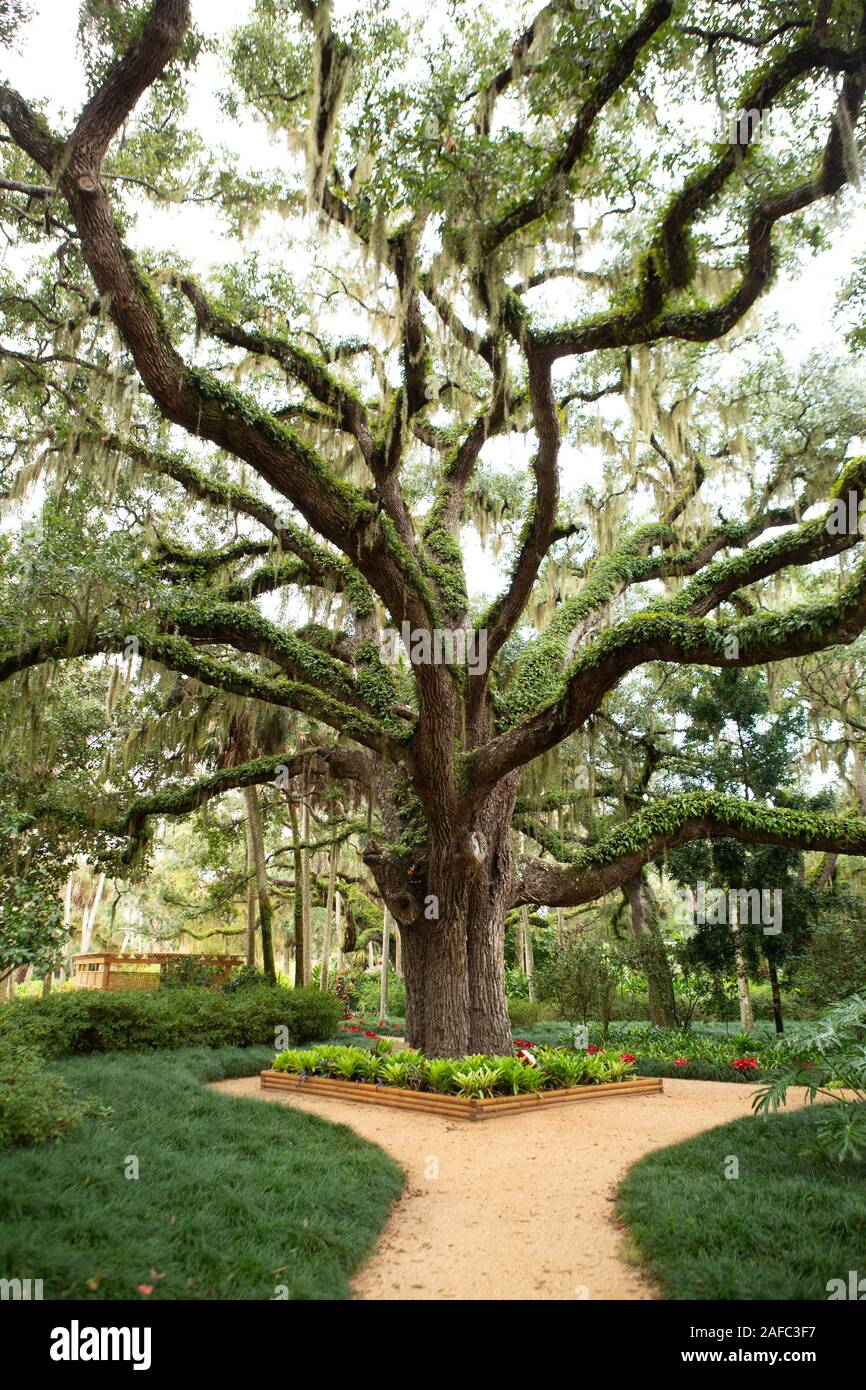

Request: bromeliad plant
left=271, top=1043, right=637, bottom=1096
left=752, top=996, right=866, bottom=1164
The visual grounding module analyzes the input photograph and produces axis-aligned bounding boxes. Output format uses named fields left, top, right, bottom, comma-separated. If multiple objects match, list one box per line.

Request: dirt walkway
left=212, top=1075, right=802, bottom=1301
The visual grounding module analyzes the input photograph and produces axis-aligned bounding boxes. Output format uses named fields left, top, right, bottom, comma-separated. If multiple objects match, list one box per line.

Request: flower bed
left=514, top=1026, right=818, bottom=1082
left=262, top=1042, right=662, bottom=1120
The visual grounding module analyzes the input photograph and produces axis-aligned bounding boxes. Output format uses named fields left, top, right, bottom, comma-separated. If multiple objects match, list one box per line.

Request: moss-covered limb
left=479, top=0, right=675, bottom=257
left=515, top=791, right=866, bottom=908
left=268, top=819, right=370, bottom=862
left=154, top=537, right=273, bottom=575
left=504, top=521, right=679, bottom=722
left=21, top=88, right=423, bottom=637
left=0, top=630, right=103, bottom=684
left=659, top=454, right=706, bottom=526
left=0, top=625, right=411, bottom=759
left=391, top=232, right=430, bottom=424
left=650, top=38, right=858, bottom=296
left=533, top=44, right=866, bottom=365
left=176, top=275, right=374, bottom=457
left=75, top=747, right=373, bottom=839
left=137, top=629, right=413, bottom=757
left=504, top=458, right=862, bottom=724
left=469, top=559, right=866, bottom=795
left=661, top=457, right=866, bottom=619
left=512, top=814, right=582, bottom=864
left=0, top=82, right=64, bottom=174
left=219, top=555, right=315, bottom=603
left=476, top=356, right=561, bottom=673
left=89, top=431, right=371, bottom=609
left=432, top=352, right=512, bottom=534
left=161, top=596, right=372, bottom=709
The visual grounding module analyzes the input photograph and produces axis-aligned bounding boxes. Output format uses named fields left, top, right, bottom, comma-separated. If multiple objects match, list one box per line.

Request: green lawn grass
left=0, top=1046, right=404, bottom=1300
left=618, top=1107, right=866, bottom=1300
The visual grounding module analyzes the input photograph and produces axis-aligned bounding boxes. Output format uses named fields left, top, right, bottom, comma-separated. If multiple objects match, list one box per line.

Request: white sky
left=3, top=0, right=865, bottom=604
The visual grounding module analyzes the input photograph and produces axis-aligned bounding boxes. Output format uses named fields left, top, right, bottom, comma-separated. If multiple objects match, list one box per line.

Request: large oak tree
left=2, top=0, right=866, bottom=1053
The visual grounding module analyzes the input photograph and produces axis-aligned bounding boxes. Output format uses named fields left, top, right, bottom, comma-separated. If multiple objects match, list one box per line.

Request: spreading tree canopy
left=2, top=0, right=866, bottom=1052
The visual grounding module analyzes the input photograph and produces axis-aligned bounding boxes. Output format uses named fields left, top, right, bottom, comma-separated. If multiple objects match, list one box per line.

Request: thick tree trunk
left=378, top=782, right=516, bottom=1057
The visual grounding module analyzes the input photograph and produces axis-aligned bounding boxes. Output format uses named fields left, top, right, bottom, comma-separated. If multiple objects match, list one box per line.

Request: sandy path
left=212, top=1075, right=802, bottom=1301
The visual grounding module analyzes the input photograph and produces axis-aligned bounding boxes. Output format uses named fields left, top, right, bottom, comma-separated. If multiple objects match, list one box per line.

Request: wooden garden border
left=259, top=1070, right=663, bottom=1120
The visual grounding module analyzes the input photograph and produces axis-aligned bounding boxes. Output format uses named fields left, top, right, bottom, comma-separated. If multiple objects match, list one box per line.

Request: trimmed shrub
left=0, top=1043, right=100, bottom=1148
left=160, top=957, right=223, bottom=990
left=0, top=986, right=342, bottom=1058
left=632, top=1056, right=764, bottom=1083
left=222, top=965, right=268, bottom=993
left=506, top=997, right=558, bottom=1028
left=349, top=972, right=406, bottom=1018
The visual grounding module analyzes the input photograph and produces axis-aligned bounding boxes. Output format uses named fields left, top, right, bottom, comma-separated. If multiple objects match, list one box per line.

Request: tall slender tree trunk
left=243, top=786, right=276, bottom=985
left=520, top=905, right=535, bottom=1000
left=320, top=839, right=337, bottom=992
left=380, top=906, right=391, bottom=1018
left=81, top=872, right=106, bottom=952
left=335, top=890, right=343, bottom=970
left=288, top=798, right=305, bottom=987
left=767, top=958, right=784, bottom=1034
left=625, top=873, right=677, bottom=1026
left=731, top=911, right=754, bottom=1031
left=244, top=817, right=257, bottom=968
left=301, top=791, right=312, bottom=985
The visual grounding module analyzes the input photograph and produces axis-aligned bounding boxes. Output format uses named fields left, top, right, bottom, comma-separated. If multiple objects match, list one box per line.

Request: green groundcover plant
left=272, top=1041, right=635, bottom=1097
left=0, top=1047, right=403, bottom=1299
left=618, top=1106, right=865, bottom=1301
left=0, top=986, right=342, bottom=1058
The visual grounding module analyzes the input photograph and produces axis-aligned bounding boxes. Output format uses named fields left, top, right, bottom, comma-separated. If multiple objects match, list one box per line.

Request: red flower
left=673, top=1058, right=688, bottom=1067
left=587, top=1045, right=605, bottom=1055
left=349, top=1026, right=361, bottom=1033
left=732, top=1057, right=759, bottom=1071
left=137, top=1284, right=153, bottom=1296
left=620, top=1053, right=636, bottom=1063
left=364, top=1030, right=377, bottom=1038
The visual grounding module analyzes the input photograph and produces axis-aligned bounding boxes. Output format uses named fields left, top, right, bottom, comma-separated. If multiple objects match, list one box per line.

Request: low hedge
left=0, top=986, right=342, bottom=1058
left=631, top=1057, right=764, bottom=1083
